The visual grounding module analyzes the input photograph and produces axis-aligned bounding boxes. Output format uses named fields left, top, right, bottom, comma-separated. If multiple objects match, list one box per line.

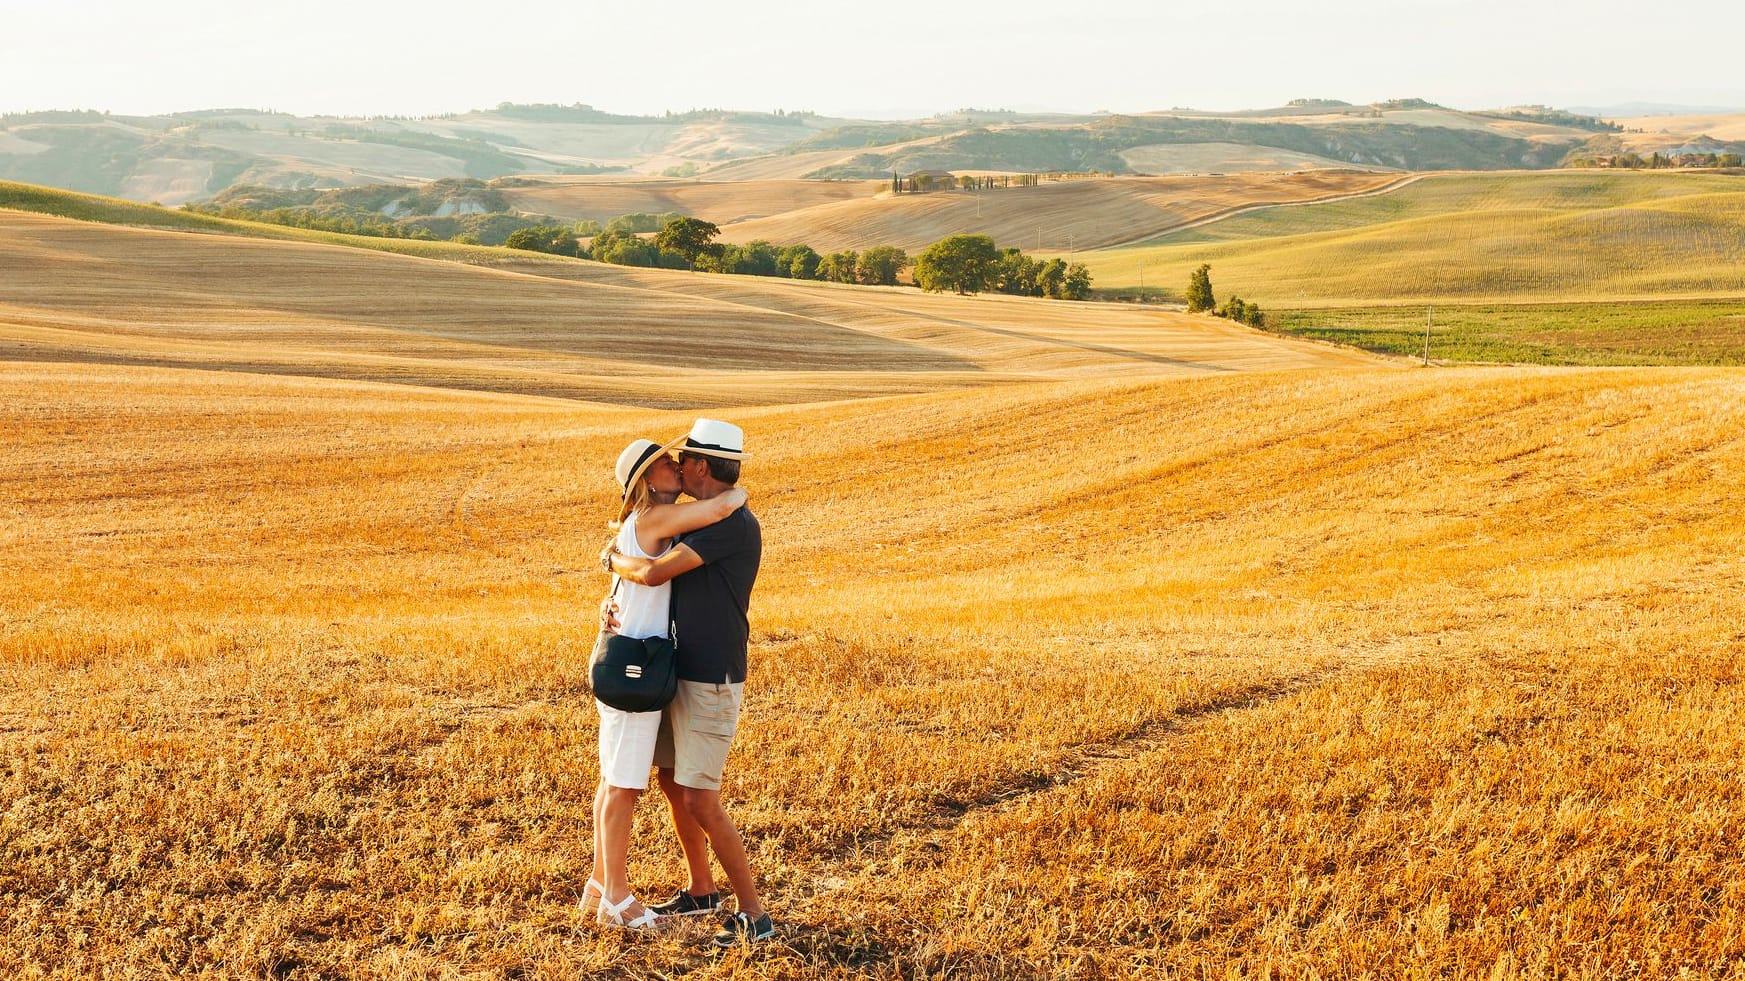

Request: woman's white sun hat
left=678, top=418, right=747, bottom=460
left=614, top=435, right=686, bottom=522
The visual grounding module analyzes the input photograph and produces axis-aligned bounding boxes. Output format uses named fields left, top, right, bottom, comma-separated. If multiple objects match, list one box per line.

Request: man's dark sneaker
left=711, top=910, right=775, bottom=948
left=648, top=889, right=722, bottom=917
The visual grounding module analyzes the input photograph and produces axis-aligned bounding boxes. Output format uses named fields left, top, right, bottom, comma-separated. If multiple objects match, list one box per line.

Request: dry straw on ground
left=3, top=196, right=1744, bottom=979
left=4, top=361, right=1744, bottom=979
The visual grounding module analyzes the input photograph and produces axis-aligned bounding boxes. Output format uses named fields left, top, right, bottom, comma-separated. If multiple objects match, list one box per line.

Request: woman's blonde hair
left=609, top=477, right=657, bottom=531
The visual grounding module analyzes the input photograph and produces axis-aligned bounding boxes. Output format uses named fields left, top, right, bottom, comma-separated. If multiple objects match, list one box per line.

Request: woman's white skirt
left=597, top=700, right=662, bottom=790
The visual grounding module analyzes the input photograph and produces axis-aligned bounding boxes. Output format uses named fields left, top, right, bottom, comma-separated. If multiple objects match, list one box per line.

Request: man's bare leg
left=657, top=766, right=717, bottom=895
left=682, top=786, right=763, bottom=918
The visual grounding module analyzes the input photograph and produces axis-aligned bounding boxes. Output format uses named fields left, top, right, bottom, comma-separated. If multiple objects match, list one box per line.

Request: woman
left=581, top=437, right=747, bottom=929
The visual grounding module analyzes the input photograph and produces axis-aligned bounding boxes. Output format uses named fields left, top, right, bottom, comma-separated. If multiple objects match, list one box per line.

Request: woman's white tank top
left=613, top=511, right=671, bottom=641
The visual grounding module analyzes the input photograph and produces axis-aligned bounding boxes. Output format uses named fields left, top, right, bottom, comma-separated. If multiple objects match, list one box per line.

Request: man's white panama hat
left=614, top=434, right=687, bottom=522
left=678, top=418, right=747, bottom=461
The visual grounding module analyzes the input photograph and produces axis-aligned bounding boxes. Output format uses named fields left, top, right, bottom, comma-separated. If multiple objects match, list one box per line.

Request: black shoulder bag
left=590, top=578, right=678, bottom=713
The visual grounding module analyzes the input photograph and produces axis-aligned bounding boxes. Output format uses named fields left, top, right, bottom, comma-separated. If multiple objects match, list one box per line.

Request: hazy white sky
left=3, top=0, right=1741, bottom=119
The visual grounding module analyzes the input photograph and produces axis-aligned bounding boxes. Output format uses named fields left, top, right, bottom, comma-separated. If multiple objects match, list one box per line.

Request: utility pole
left=1422, top=306, right=1433, bottom=365
left=1138, top=263, right=1144, bottom=302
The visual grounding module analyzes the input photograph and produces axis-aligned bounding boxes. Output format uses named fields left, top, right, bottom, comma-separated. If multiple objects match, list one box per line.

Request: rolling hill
left=1077, top=170, right=1745, bottom=306
left=9, top=99, right=1740, bottom=206
left=713, top=171, right=1409, bottom=253
left=0, top=194, right=1376, bottom=409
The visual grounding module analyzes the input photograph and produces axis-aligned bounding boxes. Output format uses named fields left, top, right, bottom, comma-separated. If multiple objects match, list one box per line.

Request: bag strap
left=666, top=572, right=678, bottom=648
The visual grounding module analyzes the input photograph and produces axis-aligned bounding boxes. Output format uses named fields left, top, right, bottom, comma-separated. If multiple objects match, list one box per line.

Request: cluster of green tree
left=1563, top=151, right=1745, bottom=169
left=1185, top=264, right=1265, bottom=327
left=504, top=215, right=916, bottom=287
left=912, top=234, right=1091, bottom=299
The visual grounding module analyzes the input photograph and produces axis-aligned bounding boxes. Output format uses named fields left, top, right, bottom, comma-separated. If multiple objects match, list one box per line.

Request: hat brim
left=616, top=434, right=689, bottom=523
left=677, top=439, right=746, bottom=461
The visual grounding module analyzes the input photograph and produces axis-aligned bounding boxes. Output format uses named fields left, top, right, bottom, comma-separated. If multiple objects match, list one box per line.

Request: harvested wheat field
left=4, top=357, right=1745, bottom=978
left=6, top=186, right=1745, bottom=979
left=0, top=208, right=1372, bottom=408
left=715, top=172, right=1408, bottom=253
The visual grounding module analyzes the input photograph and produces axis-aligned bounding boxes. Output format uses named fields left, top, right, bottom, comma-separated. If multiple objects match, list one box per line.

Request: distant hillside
left=5, top=100, right=1739, bottom=206
left=796, top=111, right=1586, bottom=178
left=0, top=105, right=843, bottom=206
left=1077, top=171, right=1745, bottom=306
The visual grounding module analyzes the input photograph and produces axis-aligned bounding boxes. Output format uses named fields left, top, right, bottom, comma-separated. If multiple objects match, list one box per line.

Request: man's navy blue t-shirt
left=673, top=506, right=761, bottom=683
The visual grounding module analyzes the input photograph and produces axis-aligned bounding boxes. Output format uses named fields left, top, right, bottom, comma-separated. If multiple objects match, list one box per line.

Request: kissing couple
left=583, top=418, right=774, bottom=948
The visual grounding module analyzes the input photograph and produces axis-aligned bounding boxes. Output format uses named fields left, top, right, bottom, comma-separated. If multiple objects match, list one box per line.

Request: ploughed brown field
left=3, top=202, right=1744, bottom=979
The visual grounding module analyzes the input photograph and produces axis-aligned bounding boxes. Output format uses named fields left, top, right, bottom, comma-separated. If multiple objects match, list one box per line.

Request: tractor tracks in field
left=1097, top=172, right=1431, bottom=250
left=794, top=634, right=1447, bottom=899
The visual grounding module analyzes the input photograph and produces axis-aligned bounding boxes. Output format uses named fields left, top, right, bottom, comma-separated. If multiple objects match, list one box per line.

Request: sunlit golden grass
left=4, top=359, right=1744, bottom=978
left=1078, top=171, right=1745, bottom=306
left=716, top=172, right=1406, bottom=253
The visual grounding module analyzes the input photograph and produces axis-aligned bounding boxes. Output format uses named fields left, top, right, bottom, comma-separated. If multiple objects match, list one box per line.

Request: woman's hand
left=598, top=593, right=621, bottom=636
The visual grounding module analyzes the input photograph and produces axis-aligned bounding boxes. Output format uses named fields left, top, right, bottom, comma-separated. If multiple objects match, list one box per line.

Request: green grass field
left=1079, top=172, right=1745, bottom=306
left=1273, top=300, right=1745, bottom=366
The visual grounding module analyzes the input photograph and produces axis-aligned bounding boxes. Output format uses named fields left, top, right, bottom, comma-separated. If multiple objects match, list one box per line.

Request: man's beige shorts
left=654, top=680, right=743, bottom=791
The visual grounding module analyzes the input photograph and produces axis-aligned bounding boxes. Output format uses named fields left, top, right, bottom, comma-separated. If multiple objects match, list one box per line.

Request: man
left=602, top=417, right=772, bottom=947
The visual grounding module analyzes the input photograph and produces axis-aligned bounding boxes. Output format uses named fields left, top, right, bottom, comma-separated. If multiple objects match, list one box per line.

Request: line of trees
left=505, top=219, right=1093, bottom=299
left=1186, top=264, right=1265, bottom=327
left=893, top=172, right=1045, bottom=193
left=509, top=214, right=915, bottom=286
left=1564, top=151, right=1744, bottom=169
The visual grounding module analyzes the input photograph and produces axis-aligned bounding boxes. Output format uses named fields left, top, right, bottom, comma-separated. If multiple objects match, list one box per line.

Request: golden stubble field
left=0, top=209, right=1372, bottom=409
left=4, top=354, right=1745, bottom=979
left=4, top=197, right=1745, bottom=978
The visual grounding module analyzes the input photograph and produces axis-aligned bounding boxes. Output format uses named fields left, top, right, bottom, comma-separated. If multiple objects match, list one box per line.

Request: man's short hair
left=704, top=455, right=740, bottom=484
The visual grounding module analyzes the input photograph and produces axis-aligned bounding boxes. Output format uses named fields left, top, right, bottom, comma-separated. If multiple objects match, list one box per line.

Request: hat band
left=622, top=443, right=665, bottom=493
left=685, top=438, right=740, bottom=454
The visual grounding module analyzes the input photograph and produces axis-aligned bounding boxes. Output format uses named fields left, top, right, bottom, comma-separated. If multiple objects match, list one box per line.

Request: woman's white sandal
left=579, top=878, right=605, bottom=915
left=597, top=892, right=661, bottom=930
